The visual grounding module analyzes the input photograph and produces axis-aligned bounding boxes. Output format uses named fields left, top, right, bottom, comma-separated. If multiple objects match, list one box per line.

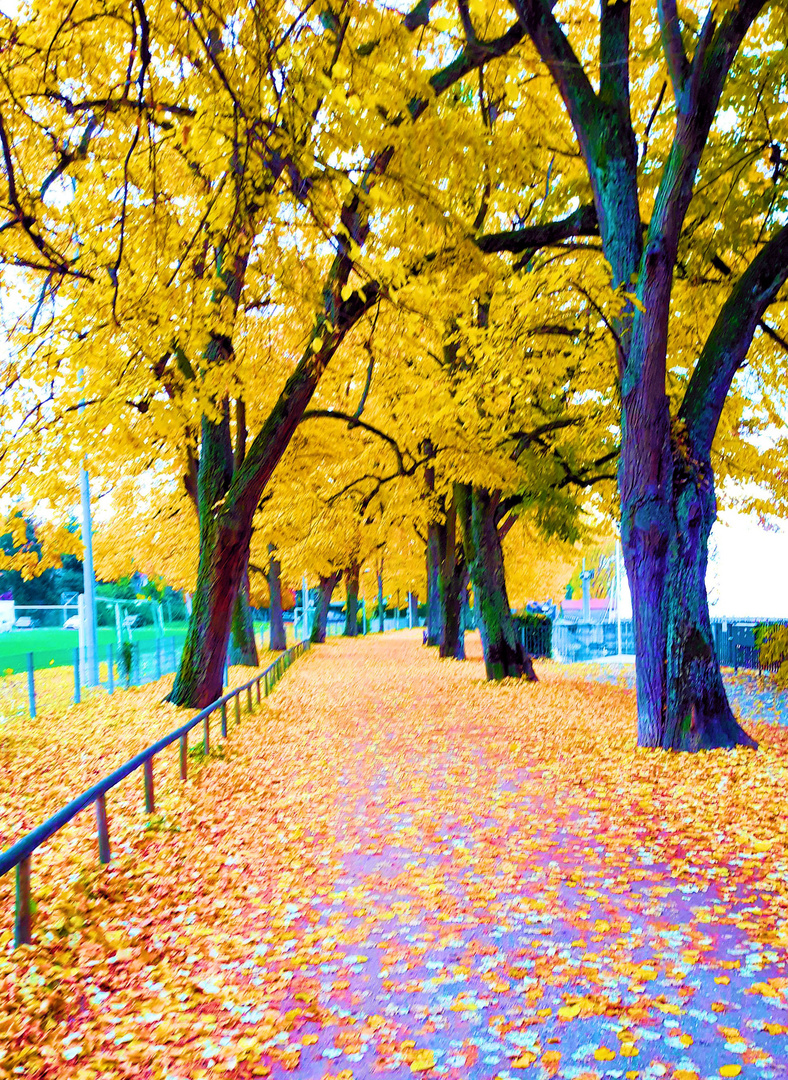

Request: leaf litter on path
left=1, top=631, right=787, bottom=1079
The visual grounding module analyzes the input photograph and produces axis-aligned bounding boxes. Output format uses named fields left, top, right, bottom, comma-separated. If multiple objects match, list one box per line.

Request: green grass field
left=0, top=623, right=190, bottom=674
left=0, top=620, right=281, bottom=675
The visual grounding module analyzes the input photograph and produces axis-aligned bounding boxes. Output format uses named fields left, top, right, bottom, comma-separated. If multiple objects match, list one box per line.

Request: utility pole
left=80, top=466, right=99, bottom=686
left=302, top=574, right=308, bottom=640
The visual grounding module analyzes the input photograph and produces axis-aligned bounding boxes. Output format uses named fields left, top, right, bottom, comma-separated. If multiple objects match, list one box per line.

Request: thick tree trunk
left=377, top=570, right=384, bottom=633
left=170, top=409, right=243, bottom=707
left=312, top=570, right=341, bottom=644
left=228, top=565, right=258, bottom=666
left=458, top=484, right=537, bottom=681
left=268, top=547, right=286, bottom=651
left=438, top=495, right=466, bottom=660
left=344, top=561, right=360, bottom=637
left=170, top=512, right=250, bottom=707
left=624, top=439, right=756, bottom=749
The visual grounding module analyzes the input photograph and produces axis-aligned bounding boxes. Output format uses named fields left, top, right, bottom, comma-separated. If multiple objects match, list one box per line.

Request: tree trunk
left=426, top=522, right=443, bottom=646
left=625, top=440, right=756, bottom=750
left=457, top=484, right=537, bottom=681
left=438, top=494, right=466, bottom=660
left=170, top=409, right=241, bottom=708
left=377, top=570, right=384, bottom=633
left=268, top=546, right=286, bottom=651
left=408, top=591, right=418, bottom=627
left=228, top=564, right=258, bottom=666
left=311, top=570, right=341, bottom=644
left=344, top=561, right=360, bottom=637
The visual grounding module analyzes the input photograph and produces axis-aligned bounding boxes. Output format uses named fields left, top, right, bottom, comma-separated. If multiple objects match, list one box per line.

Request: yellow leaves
left=593, top=1046, right=616, bottom=1061
left=557, top=1003, right=581, bottom=1020
left=674, top=1072, right=699, bottom=1080
left=511, top=1052, right=537, bottom=1067
left=410, top=1048, right=436, bottom=1071
left=719, top=1067, right=742, bottom=1078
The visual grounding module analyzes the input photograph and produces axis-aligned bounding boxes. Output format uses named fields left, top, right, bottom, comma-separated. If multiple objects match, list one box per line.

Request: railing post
left=26, top=653, right=36, bottom=719
left=14, top=856, right=32, bottom=947
left=107, top=642, right=114, bottom=695
left=179, top=734, right=188, bottom=780
left=203, top=713, right=210, bottom=754
left=234, top=694, right=240, bottom=725
left=73, top=647, right=81, bottom=704
left=221, top=702, right=227, bottom=738
left=256, top=678, right=261, bottom=704
left=247, top=685, right=253, bottom=713
left=95, top=793, right=111, bottom=863
left=144, top=758, right=155, bottom=813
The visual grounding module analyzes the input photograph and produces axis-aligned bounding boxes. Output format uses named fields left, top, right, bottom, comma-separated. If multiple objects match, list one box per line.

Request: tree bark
left=643, top=447, right=756, bottom=750
left=458, top=484, right=537, bottom=681
left=377, top=569, right=384, bottom=633
left=228, top=564, right=258, bottom=666
left=438, top=492, right=466, bottom=660
left=426, top=522, right=443, bottom=646
left=344, top=561, right=360, bottom=637
left=312, top=570, right=341, bottom=643
left=268, top=546, right=286, bottom=652
left=408, top=591, right=418, bottom=627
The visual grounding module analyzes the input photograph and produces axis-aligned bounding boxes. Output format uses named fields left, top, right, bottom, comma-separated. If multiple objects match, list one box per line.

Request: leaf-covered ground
left=1, top=632, right=788, bottom=1079
left=554, top=662, right=788, bottom=728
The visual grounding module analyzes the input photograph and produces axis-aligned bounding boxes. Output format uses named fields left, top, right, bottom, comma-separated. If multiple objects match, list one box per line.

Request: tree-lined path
left=3, top=634, right=788, bottom=1078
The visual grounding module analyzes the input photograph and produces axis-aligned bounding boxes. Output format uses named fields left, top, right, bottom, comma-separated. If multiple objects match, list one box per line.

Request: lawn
left=0, top=620, right=277, bottom=675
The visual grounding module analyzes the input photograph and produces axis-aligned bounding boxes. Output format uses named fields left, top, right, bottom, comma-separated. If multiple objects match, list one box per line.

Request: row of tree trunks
left=457, top=483, right=537, bottom=681
left=311, top=570, right=342, bottom=644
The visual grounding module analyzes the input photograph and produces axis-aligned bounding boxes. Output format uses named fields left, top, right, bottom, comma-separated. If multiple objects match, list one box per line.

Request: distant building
left=559, top=598, right=611, bottom=623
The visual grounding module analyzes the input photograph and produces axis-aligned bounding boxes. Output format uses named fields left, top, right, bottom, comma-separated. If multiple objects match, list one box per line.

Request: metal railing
left=0, top=639, right=310, bottom=948
left=551, top=618, right=783, bottom=672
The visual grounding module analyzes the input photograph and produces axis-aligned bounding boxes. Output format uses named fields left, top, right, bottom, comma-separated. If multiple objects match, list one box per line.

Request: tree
left=403, top=1, right=788, bottom=746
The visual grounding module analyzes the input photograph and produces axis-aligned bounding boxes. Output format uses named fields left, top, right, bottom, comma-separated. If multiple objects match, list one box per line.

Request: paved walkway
left=7, top=632, right=788, bottom=1079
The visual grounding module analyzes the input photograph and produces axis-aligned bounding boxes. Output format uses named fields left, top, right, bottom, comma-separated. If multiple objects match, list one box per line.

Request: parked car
left=63, top=615, right=80, bottom=630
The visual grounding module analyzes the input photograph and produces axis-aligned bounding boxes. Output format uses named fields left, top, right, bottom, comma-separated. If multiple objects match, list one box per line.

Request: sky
left=708, top=512, right=788, bottom=620
left=612, top=511, right=788, bottom=622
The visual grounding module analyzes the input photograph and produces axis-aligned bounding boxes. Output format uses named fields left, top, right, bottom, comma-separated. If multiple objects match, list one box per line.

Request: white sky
left=707, top=512, right=788, bottom=620
left=614, top=511, right=788, bottom=621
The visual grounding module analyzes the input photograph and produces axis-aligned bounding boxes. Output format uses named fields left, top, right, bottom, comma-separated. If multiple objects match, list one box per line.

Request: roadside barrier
left=0, top=639, right=310, bottom=948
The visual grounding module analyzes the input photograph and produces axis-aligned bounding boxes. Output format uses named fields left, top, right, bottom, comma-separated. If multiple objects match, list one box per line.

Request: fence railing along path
left=0, top=639, right=310, bottom=948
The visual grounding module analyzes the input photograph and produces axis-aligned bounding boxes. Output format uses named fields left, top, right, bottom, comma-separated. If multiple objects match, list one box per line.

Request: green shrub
left=756, top=622, right=788, bottom=687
